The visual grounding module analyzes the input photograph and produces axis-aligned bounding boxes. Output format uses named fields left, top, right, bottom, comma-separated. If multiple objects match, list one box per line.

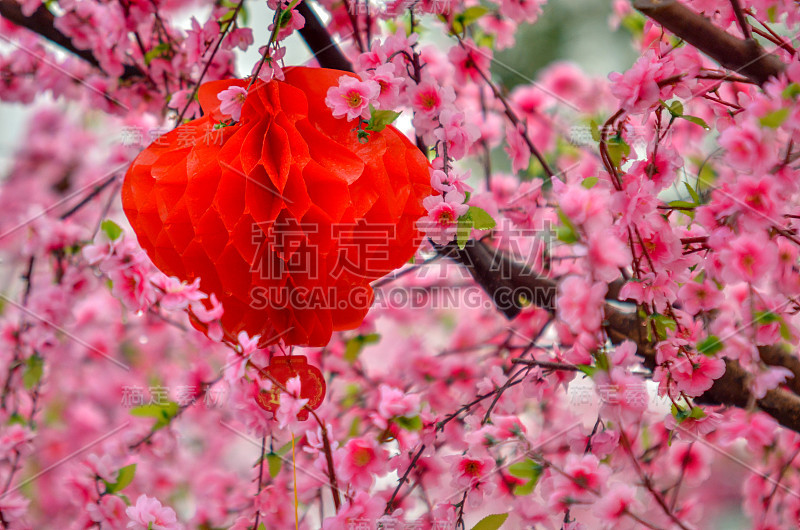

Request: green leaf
left=620, top=12, right=645, bottom=36
left=513, top=479, right=537, bottom=496
left=668, top=200, right=696, bottom=220
left=759, top=108, right=790, bottom=128
left=451, top=5, right=488, bottom=33
left=697, top=335, right=723, bottom=356
left=509, top=459, right=543, bottom=495
left=7, top=413, right=25, bottom=426
left=688, top=406, right=707, bottom=420
left=556, top=208, right=579, bottom=244
left=663, top=99, right=683, bottom=117
left=22, top=354, right=43, bottom=390
left=754, top=310, right=782, bottom=325
left=782, top=83, right=800, bottom=100
left=671, top=404, right=689, bottom=421
left=577, top=364, right=597, bottom=377
left=266, top=453, right=282, bottom=478
left=461, top=6, right=488, bottom=23
left=780, top=322, right=793, bottom=341
left=130, top=402, right=180, bottom=430
left=696, top=161, right=716, bottom=191
left=581, top=176, right=598, bottom=189
left=344, top=333, right=381, bottom=364
left=589, top=120, right=601, bottom=142
left=456, top=215, right=472, bottom=249
left=258, top=524, right=266, bottom=530
left=475, top=32, right=494, bottom=49
left=348, top=415, right=362, bottom=438
left=508, top=459, right=542, bottom=479
left=606, top=135, right=630, bottom=168
left=668, top=200, right=696, bottom=210
left=394, top=415, right=422, bottom=431
left=679, top=115, right=710, bottom=129
left=595, top=351, right=610, bottom=372
left=144, top=43, right=170, bottom=65
left=683, top=180, right=701, bottom=204
left=471, top=513, right=509, bottom=530
left=365, top=105, right=401, bottom=132
left=100, top=219, right=123, bottom=241
left=105, top=464, right=136, bottom=494
left=468, top=206, right=496, bottom=230
left=648, top=313, right=676, bottom=340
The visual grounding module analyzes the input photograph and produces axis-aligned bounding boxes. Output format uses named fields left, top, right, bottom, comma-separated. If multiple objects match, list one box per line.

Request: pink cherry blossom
left=190, top=293, right=224, bottom=341
left=410, top=82, right=454, bottom=117
left=433, top=109, right=480, bottom=161
left=321, top=492, right=384, bottom=529
left=376, top=384, right=420, bottom=419
left=417, top=191, right=469, bottom=245
left=448, top=39, right=492, bottom=84
left=275, top=375, right=309, bottom=428
left=505, top=123, right=531, bottom=173
left=253, top=45, right=286, bottom=82
left=325, top=75, right=380, bottom=121
left=268, top=7, right=304, bottom=40
left=608, top=53, right=661, bottom=114
left=585, top=229, right=632, bottom=282
left=87, top=494, right=127, bottom=526
left=596, top=483, right=639, bottom=523
left=448, top=453, right=495, bottom=490
left=720, top=234, right=777, bottom=284
left=225, top=27, right=254, bottom=51
left=217, top=85, right=248, bottom=122
left=671, top=355, right=726, bottom=397
left=430, top=167, right=473, bottom=195
left=0, top=492, right=29, bottom=525
left=557, top=276, right=607, bottom=334
left=125, top=494, right=179, bottom=530
left=336, top=437, right=388, bottom=490
left=751, top=366, right=793, bottom=398
left=718, top=119, right=775, bottom=172
left=677, top=279, right=723, bottom=315
left=369, top=63, right=402, bottom=109
left=152, top=275, right=204, bottom=311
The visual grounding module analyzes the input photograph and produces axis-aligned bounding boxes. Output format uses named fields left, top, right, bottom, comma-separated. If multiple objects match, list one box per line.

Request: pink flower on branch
left=671, top=355, right=726, bottom=397
left=125, top=494, right=179, bottom=530
left=217, top=85, right=248, bottom=121
left=336, top=437, right=388, bottom=490
left=325, top=75, right=380, bottom=121
left=417, top=191, right=469, bottom=245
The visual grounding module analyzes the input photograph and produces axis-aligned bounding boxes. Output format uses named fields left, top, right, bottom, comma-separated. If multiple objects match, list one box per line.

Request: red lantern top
left=122, top=67, right=431, bottom=347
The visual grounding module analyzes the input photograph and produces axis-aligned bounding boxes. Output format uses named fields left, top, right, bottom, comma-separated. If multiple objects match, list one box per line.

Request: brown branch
left=760, top=345, right=800, bottom=396
left=296, top=2, right=354, bottom=72
left=633, top=0, right=785, bottom=86
left=443, top=239, right=800, bottom=435
left=0, top=0, right=143, bottom=79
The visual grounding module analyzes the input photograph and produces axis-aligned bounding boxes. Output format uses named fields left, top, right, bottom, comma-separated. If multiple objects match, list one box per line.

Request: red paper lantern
left=122, top=67, right=431, bottom=347
left=254, top=355, right=325, bottom=419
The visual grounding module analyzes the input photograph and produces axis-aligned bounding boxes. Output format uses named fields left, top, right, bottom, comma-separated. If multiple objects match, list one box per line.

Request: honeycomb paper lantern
left=122, top=67, right=432, bottom=347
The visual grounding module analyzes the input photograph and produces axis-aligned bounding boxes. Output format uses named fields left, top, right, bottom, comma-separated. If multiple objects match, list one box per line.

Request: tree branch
left=296, top=2, right=354, bottom=73
left=450, top=239, right=800, bottom=435
left=0, top=0, right=143, bottom=79
left=633, top=0, right=785, bottom=86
